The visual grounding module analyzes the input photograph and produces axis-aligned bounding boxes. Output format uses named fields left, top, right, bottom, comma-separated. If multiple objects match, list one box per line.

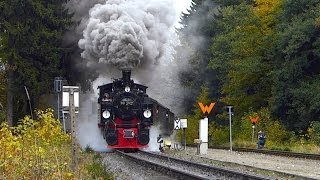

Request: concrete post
left=199, top=117, right=208, bottom=154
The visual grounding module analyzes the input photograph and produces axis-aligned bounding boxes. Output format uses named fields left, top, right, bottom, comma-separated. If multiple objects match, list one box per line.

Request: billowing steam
left=65, top=0, right=191, bottom=151
left=78, top=0, right=176, bottom=70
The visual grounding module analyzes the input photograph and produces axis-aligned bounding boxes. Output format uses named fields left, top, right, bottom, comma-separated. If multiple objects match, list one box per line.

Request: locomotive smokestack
left=122, top=70, right=131, bottom=83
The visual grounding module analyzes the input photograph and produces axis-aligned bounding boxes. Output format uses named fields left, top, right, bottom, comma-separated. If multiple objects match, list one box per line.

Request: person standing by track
left=257, top=131, right=266, bottom=149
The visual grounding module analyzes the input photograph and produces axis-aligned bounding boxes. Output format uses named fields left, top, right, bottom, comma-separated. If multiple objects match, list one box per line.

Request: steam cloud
left=65, top=0, right=190, bottom=151
left=78, top=0, right=176, bottom=70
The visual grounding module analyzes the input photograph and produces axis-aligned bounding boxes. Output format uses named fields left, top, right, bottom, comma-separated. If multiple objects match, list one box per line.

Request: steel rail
left=208, top=146, right=320, bottom=160
left=138, top=150, right=269, bottom=180
left=115, top=150, right=210, bottom=180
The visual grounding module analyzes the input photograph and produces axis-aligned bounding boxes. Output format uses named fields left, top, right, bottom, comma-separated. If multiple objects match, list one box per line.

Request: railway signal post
left=249, top=116, right=260, bottom=143
left=198, top=102, right=215, bottom=155
left=62, top=86, right=79, bottom=171
left=180, top=119, right=188, bottom=152
left=54, top=77, right=63, bottom=121
left=227, top=106, right=234, bottom=152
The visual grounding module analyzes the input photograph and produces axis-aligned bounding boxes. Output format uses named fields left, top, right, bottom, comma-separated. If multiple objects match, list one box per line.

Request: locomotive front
left=98, top=70, right=154, bottom=149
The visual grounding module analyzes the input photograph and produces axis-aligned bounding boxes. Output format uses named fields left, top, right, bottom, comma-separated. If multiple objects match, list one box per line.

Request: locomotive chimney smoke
left=78, top=0, right=177, bottom=70
left=122, top=70, right=131, bottom=83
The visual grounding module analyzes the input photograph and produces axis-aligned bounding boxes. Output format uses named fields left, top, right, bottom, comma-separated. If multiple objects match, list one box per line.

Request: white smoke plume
left=65, top=0, right=191, bottom=151
left=76, top=92, right=110, bottom=152
left=78, top=0, right=177, bottom=70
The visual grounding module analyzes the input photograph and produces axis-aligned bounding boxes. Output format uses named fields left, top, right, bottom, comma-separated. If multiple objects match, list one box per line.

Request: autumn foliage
left=0, top=109, right=89, bottom=179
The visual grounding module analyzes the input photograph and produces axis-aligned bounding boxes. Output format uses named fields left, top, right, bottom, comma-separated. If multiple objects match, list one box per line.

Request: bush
left=0, top=109, right=109, bottom=179
left=234, top=108, right=294, bottom=147
left=307, top=121, right=320, bottom=145
left=209, top=123, right=229, bottom=146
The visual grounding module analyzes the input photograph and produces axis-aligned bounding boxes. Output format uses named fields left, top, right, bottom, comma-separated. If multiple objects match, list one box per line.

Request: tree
left=270, top=0, right=320, bottom=132
left=0, top=0, right=73, bottom=124
left=181, top=86, right=213, bottom=144
left=177, top=0, right=219, bottom=112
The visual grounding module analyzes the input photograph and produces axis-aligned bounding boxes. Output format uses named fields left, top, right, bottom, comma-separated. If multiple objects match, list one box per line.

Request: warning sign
left=174, top=118, right=181, bottom=130
left=157, top=136, right=163, bottom=143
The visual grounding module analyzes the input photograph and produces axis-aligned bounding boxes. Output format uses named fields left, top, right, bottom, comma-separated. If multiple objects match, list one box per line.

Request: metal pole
left=57, top=92, right=60, bottom=121
left=63, top=112, right=66, bottom=133
left=228, top=106, right=232, bottom=152
left=69, top=89, right=76, bottom=171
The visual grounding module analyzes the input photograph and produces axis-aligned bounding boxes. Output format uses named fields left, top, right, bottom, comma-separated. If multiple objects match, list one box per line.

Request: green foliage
left=86, top=153, right=113, bottom=180
left=0, top=108, right=108, bottom=179
left=0, top=0, right=73, bottom=120
left=177, top=86, right=213, bottom=144
left=307, top=121, right=320, bottom=145
left=270, top=1, right=320, bottom=132
left=177, top=0, right=220, bottom=112
left=180, top=0, right=320, bottom=150
left=85, top=145, right=94, bottom=153
left=208, top=123, right=229, bottom=145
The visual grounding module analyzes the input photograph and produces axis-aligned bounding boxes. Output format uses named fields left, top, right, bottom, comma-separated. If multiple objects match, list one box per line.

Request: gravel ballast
left=102, top=147, right=320, bottom=179
left=179, top=147, right=320, bottom=179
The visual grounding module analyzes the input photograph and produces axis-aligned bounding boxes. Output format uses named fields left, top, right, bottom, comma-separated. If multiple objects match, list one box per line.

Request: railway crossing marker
left=157, top=135, right=163, bottom=143
left=157, top=134, right=164, bottom=152
left=174, top=118, right=181, bottom=130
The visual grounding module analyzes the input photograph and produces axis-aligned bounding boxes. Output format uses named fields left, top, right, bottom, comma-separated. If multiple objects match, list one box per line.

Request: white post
left=199, top=117, right=208, bottom=154
left=227, top=106, right=233, bottom=152
left=252, top=125, right=255, bottom=143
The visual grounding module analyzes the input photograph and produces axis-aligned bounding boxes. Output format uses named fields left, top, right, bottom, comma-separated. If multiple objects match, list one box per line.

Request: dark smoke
left=64, top=0, right=191, bottom=151
left=78, top=0, right=177, bottom=70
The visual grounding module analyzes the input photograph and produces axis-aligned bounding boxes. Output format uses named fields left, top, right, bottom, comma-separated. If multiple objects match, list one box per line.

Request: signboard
left=174, top=118, right=181, bottom=130
left=157, top=136, right=163, bottom=143
left=180, top=119, right=188, bottom=129
left=198, top=102, right=215, bottom=115
left=54, top=77, right=63, bottom=93
left=249, top=116, right=260, bottom=125
left=62, top=86, right=80, bottom=113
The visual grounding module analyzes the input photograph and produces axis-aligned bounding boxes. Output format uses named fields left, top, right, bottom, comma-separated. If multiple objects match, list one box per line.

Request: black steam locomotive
left=97, top=70, right=174, bottom=149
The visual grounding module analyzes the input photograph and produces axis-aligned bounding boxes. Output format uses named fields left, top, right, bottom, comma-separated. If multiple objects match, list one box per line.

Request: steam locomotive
left=97, top=70, right=174, bottom=149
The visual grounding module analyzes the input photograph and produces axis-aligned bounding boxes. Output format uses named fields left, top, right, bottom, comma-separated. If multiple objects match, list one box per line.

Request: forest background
left=0, top=0, right=320, bottom=152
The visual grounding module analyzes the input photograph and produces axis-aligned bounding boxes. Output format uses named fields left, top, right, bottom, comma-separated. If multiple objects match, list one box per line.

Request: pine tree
left=0, top=0, right=73, bottom=124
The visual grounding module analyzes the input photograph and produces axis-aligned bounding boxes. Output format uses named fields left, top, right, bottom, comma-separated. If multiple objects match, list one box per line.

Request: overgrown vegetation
left=0, top=109, right=113, bottom=179
left=177, top=0, right=320, bottom=153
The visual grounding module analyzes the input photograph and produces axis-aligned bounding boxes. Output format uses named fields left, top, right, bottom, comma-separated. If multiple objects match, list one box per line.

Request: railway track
left=209, top=146, right=320, bottom=160
left=116, top=150, right=269, bottom=180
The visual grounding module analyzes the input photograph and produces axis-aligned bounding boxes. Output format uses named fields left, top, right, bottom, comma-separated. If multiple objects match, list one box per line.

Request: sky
left=175, top=0, right=192, bottom=27
left=176, top=0, right=192, bottom=13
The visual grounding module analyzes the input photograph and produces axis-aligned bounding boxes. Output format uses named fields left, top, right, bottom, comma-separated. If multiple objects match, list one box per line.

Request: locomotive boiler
left=97, top=70, right=174, bottom=149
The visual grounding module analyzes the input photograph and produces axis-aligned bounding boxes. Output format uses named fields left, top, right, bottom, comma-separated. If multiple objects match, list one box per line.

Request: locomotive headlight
left=143, top=109, right=152, bottom=118
left=102, top=110, right=111, bottom=119
left=125, top=86, right=130, bottom=92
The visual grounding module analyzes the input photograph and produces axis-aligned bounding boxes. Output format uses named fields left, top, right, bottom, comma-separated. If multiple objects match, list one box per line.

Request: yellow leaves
left=0, top=109, right=75, bottom=179
left=254, top=0, right=282, bottom=18
left=254, top=0, right=283, bottom=31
